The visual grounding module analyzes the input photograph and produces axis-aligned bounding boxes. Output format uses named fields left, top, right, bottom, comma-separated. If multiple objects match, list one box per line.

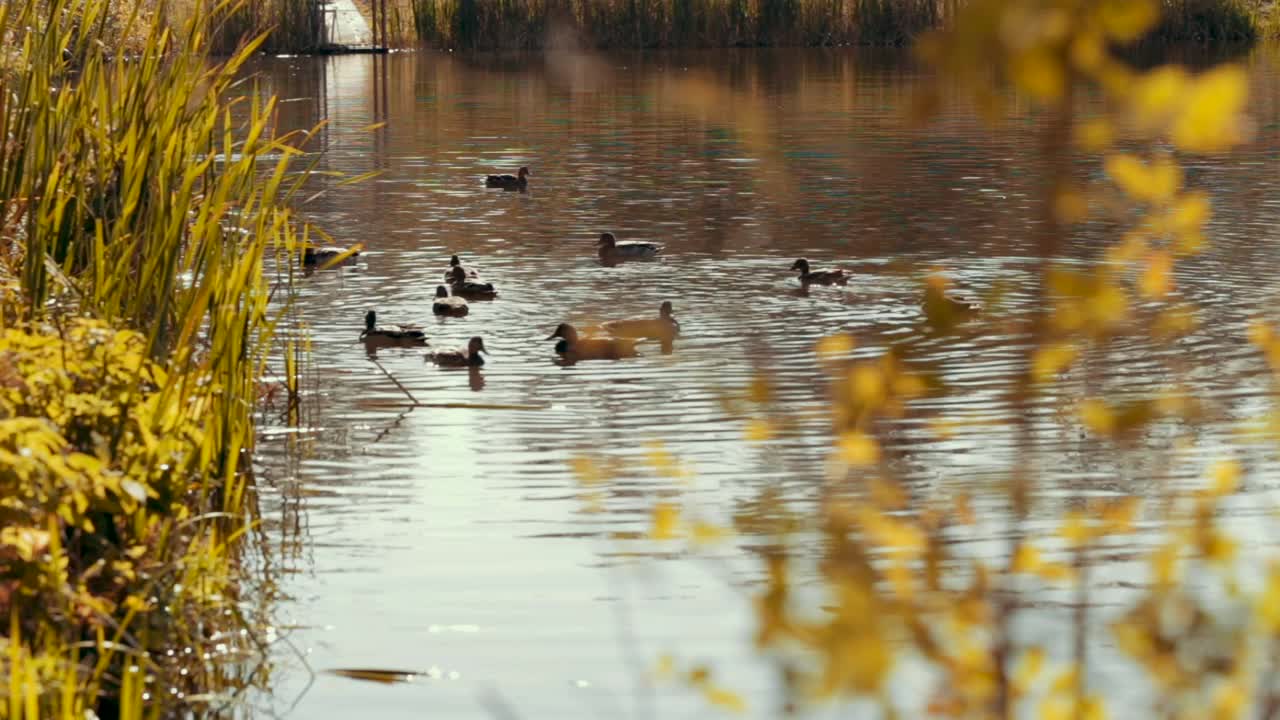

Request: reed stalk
left=0, top=0, right=315, bottom=716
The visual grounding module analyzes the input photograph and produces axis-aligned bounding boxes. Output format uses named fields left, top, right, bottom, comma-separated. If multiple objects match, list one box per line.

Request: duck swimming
left=429, top=336, right=488, bottom=367
left=597, top=232, right=662, bottom=262
left=360, top=310, right=427, bottom=344
left=444, top=254, right=480, bottom=281
left=432, top=285, right=469, bottom=316
left=547, top=323, right=638, bottom=361
left=790, top=258, right=849, bottom=286
left=485, top=166, right=529, bottom=190
left=449, top=265, right=498, bottom=299
left=602, top=301, right=680, bottom=341
left=303, top=245, right=359, bottom=266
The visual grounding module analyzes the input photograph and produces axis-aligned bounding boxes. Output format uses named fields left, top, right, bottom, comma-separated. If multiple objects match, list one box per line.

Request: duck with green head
left=449, top=265, right=498, bottom=299
left=360, top=310, right=427, bottom=344
left=303, top=245, right=359, bottom=267
left=485, top=166, right=529, bottom=191
left=602, top=301, right=680, bottom=342
left=790, top=258, right=848, bottom=286
left=597, top=232, right=662, bottom=262
left=444, top=254, right=479, bottom=281
left=547, top=323, right=638, bottom=361
left=429, top=337, right=488, bottom=367
left=432, top=285, right=469, bottom=316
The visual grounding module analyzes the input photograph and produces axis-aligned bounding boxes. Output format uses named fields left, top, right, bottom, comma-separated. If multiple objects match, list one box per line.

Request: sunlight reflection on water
left=250, top=46, right=1280, bottom=718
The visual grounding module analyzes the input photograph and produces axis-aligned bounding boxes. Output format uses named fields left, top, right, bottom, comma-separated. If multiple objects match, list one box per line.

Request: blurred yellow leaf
left=1076, top=117, right=1114, bottom=151
left=744, top=418, right=773, bottom=443
left=1050, top=666, right=1080, bottom=694
left=816, top=334, right=855, bottom=361
left=839, top=431, right=881, bottom=466
left=1172, top=66, right=1249, bottom=152
left=1101, top=497, right=1140, bottom=533
left=1139, top=251, right=1173, bottom=298
left=1012, top=543, right=1043, bottom=573
left=691, top=521, right=732, bottom=545
left=1107, top=230, right=1147, bottom=264
left=1150, top=543, right=1181, bottom=585
left=702, top=685, right=747, bottom=713
left=653, top=654, right=676, bottom=679
left=1209, top=460, right=1241, bottom=496
left=1038, top=561, right=1076, bottom=583
left=1080, top=399, right=1115, bottom=435
left=569, top=455, right=606, bottom=486
left=1012, top=646, right=1045, bottom=696
left=1097, top=0, right=1158, bottom=40
left=1070, top=32, right=1106, bottom=72
left=851, top=365, right=885, bottom=408
left=1248, top=319, right=1274, bottom=349
left=1130, top=67, right=1188, bottom=131
left=1212, top=680, right=1247, bottom=718
left=650, top=503, right=681, bottom=540
left=1059, top=511, right=1091, bottom=547
left=645, top=441, right=690, bottom=479
left=1032, top=342, right=1077, bottom=383
left=1104, top=154, right=1180, bottom=203
left=1012, top=49, right=1065, bottom=101
left=1259, top=565, right=1280, bottom=632
left=747, top=376, right=771, bottom=404
left=1169, top=191, right=1211, bottom=236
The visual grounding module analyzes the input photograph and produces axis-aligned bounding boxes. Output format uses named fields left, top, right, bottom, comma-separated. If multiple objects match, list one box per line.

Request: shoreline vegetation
left=1, top=0, right=313, bottom=717
left=90, top=0, right=1265, bottom=54
left=316, top=0, right=1266, bottom=52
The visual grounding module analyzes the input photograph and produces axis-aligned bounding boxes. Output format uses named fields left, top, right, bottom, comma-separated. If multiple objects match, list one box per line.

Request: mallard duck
left=432, top=285, right=469, bottom=316
left=485, top=166, right=529, bottom=190
left=449, top=265, right=498, bottom=299
left=360, top=310, right=427, bottom=344
left=597, top=232, right=662, bottom=261
left=598, top=232, right=662, bottom=259
left=790, top=258, right=848, bottom=286
left=303, top=245, right=359, bottom=266
left=429, top=336, right=487, bottom=367
left=547, top=323, right=638, bottom=361
left=443, top=254, right=479, bottom=281
left=602, top=301, right=680, bottom=341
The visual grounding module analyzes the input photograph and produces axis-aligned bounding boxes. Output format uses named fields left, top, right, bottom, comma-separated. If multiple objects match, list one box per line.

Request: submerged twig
left=369, top=356, right=420, bottom=405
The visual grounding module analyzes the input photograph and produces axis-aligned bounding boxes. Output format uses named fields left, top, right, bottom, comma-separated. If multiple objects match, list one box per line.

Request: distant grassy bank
left=95, top=0, right=1270, bottom=53
left=377, top=0, right=1268, bottom=48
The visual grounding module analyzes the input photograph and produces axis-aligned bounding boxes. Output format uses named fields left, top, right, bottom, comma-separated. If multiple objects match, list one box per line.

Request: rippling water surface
left=249, top=46, right=1280, bottom=717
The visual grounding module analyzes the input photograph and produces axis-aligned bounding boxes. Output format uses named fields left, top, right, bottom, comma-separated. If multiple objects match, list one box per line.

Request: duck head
left=790, top=258, right=811, bottom=273
left=365, top=310, right=377, bottom=331
left=468, top=336, right=488, bottom=356
left=449, top=255, right=462, bottom=267
left=596, top=232, right=617, bottom=249
left=659, top=301, right=674, bottom=319
left=546, top=323, right=579, bottom=342
left=518, top=166, right=530, bottom=180
left=435, top=285, right=450, bottom=298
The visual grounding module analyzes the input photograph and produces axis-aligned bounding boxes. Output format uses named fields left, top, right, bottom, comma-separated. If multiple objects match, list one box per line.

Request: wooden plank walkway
left=319, top=0, right=377, bottom=51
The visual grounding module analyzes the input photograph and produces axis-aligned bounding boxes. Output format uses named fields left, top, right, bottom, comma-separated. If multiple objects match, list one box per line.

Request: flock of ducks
left=313, top=166, right=980, bottom=371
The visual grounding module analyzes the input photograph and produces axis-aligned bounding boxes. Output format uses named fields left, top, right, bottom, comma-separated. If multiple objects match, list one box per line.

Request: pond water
left=248, top=46, right=1280, bottom=718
